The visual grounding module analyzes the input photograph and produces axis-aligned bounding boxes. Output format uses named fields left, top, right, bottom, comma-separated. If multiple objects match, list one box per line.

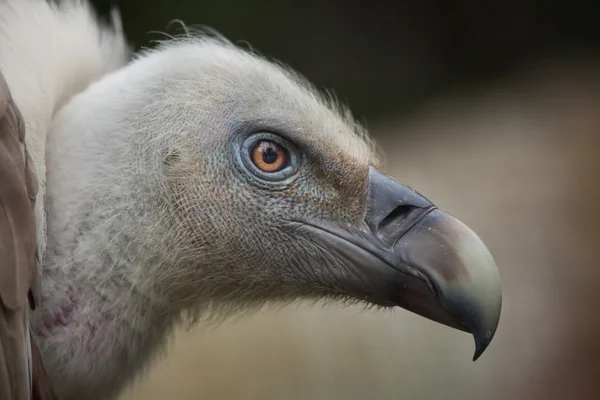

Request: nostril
left=376, top=205, right=436, bottom=247
left=378, top=204, right=417, bottom=232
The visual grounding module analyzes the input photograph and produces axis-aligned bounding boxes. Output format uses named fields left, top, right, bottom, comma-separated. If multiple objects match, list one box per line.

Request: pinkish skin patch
left=34, top=295, right=77, bottom=338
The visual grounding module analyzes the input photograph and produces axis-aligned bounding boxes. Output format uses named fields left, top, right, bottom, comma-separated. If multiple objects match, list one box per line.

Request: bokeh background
left=89, top=1, right=600, bottom=399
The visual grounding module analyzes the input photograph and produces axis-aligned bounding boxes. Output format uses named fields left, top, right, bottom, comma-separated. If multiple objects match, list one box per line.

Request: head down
left=50, top=34, right=502, bottom=361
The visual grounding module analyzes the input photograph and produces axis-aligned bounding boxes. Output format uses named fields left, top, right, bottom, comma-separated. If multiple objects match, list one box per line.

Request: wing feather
left=0, top=69, right=58, bottom=400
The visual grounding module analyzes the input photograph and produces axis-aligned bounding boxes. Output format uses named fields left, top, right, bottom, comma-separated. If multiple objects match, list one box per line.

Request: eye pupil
left=245, top=134, right=297, bottom=180
left=250, top=140, right=288, bottom=174
left=262, top=146, right=278, bottom=164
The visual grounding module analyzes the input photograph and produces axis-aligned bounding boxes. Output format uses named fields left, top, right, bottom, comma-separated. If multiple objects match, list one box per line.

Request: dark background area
left=91, top=1, right=600, bottom=121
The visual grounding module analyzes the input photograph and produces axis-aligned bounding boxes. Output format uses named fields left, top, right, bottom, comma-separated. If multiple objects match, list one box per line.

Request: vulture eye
left=251, top=140, right=288, bottom=173
left=238, top=132, right=300, bottom=183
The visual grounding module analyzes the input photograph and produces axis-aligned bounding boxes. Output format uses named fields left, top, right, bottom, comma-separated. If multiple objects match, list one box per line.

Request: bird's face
left=129, top=38, right=501, bottom=359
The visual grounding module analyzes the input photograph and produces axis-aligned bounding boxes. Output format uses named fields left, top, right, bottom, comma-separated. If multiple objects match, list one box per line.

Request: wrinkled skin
left=161, top=85, right=378, bottom=308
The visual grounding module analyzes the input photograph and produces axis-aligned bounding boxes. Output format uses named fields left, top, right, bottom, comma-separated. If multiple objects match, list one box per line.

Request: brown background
left=86, top=1, right=600, bottom=399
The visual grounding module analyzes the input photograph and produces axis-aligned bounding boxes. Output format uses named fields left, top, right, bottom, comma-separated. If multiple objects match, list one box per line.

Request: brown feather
left=30, top=329, right=59, bottom=400
left=0, top=69, right=59, bottom=399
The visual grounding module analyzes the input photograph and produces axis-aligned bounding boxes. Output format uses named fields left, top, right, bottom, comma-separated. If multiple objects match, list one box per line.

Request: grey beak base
left=366, top=168, right=501, bottom=360
left=367, top=168, right=502, bottom=360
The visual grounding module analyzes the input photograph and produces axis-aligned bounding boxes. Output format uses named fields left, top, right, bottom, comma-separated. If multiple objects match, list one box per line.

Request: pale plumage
left=0, top=1, right=502, bottom=400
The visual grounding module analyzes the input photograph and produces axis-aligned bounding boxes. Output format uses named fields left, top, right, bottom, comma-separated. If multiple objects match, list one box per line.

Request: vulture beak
left=295, top=168, right=502, bottom=360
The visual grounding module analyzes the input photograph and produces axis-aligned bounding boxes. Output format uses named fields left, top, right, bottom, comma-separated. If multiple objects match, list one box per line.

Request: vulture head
left=0, top=1, right=501, bottom=399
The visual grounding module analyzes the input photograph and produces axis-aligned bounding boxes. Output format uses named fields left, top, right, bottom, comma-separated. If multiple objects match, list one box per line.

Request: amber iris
left=251, top=140, right=288, bottom=172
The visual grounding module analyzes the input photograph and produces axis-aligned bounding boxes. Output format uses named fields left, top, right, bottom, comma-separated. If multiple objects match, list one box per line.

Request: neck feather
left=34, top=64, right=186, bottom=399
left=34, top=202, right=180, bottom=399
left=35, top=80, right=185, bottom=399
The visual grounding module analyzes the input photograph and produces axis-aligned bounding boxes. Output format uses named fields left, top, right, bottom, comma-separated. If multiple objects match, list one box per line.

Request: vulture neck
left=38, top=150, right=183, bottom=400
left=35, top=49, right=183, bottom=400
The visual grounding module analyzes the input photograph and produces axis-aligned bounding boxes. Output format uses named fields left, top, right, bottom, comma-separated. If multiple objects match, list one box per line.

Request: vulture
left=0, top=1, right=502, bottom=399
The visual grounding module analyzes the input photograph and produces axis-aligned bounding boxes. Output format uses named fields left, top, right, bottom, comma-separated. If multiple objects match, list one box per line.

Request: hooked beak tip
left=393, top=208, right=502, bottom=361
left=473, top=328, right=495, bottom=361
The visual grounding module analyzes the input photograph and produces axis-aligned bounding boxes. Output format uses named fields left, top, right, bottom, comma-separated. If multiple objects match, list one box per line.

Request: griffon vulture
left=0, top=1, right=502, bottom=399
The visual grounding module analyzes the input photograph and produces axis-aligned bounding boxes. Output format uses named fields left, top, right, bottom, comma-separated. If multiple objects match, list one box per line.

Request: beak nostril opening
left=377, top=205, right=417, bottom=231
left=375, top=205, right=437, bottom=247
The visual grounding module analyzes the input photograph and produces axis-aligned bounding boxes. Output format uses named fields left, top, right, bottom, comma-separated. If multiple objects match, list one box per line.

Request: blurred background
left=89, top=1, right=600, bottom=399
